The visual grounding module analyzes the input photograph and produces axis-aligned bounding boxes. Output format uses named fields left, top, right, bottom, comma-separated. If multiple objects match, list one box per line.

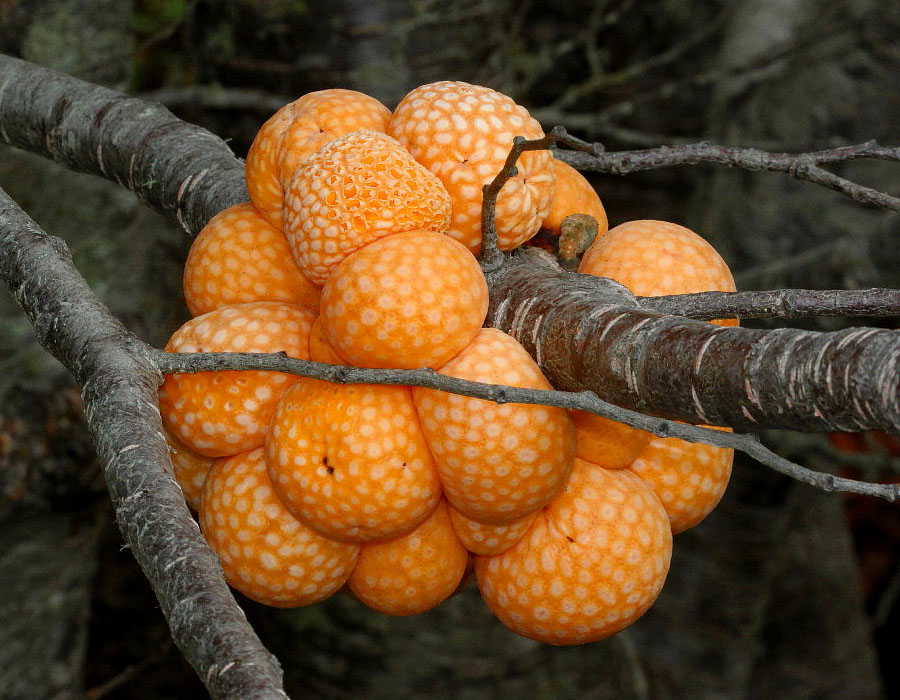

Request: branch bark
left=0, top=186, right=287, bottom=700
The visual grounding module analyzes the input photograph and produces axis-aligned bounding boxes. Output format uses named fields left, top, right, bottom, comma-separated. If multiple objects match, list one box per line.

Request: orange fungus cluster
left=160, top=81, right=736, bottom=645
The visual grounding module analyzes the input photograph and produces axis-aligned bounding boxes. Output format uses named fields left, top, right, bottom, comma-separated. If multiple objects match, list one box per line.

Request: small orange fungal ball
left=200, top=448, right=359, bottom=607
left=627, top=430, right=734, bottom=535
left=266, top=378, right=442, bottom=543
left=449, top=506, right=536, bottom=556
left=183, top=202, right=320, bottom=316
left=245, top=89, right=391, bottom=230
left=320, top=230, right=489, bottom=370
left=578, top=219, right=738, bottom=327
left=284, top=130, right=452, bottom=285
left=476, top=458, right=672, bottom=645
left=542, top=159, right=608, bottom=236
left=159, top=302, right=315, bottom=457
left=347, top=500, right=469, bottom=616
left=307, top=316, right=346, bottom=365
left=388, top=81, right=555, bottom=253
left=413, top=328, right=575, bottom=524
left=571, top=411, right=652, bottom=470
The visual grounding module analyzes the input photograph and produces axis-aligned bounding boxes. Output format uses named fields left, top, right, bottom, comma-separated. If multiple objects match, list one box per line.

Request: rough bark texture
left=0, top=54, right=246, bottom=236
left=0, top=188, right=287, bottom=700
left=488, top=248, right=900, bottom=433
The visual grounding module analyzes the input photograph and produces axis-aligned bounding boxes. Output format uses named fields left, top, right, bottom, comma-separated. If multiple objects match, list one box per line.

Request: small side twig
left=640, top=288, right=900, bottom=320
left=152, top=349, right=900, bottom=503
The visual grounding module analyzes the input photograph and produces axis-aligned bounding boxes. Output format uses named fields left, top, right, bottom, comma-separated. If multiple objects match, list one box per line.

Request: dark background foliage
left=1, top=1, right=899, bottom=698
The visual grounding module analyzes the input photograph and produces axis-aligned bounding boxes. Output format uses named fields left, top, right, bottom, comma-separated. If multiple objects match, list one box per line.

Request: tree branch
left=0, top=54, right=245, bottom=235
left=640, top=288, right=900, bottom=320
left=153, top=348, right=898, bottom=501
left=556, top=139, right=900, bottom=211
left=0, top=187, right=287, bottom=700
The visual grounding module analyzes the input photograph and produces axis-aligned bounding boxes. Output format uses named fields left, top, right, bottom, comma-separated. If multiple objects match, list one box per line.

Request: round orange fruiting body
left=183, top=202, right=320, bottom=316
left=307, top=316, right=346, bottom=365
left=627, top=430, right=734, bottom=535
left=283, top=130, right=452, bottom=285
left=347, top=500, right=469, bottom=616
left=448, top=506, right=536, bottom=556
left=413, top=328, right=575, bottom=524
left=159, top=302, right=315, bottom=457
left=200, top=448, right=359, bottom=607
left=266, top=378, right=442, bottom=543
left=320, top=230, right=488, bottom=370
left=162, top=424, right=214, bottom=512
left=571, top=411, right=652, bottom=470
left=578, top=219, right=738, bottom=326
left=476, top=458, right=672, bottom=645
left=245, top=89, right=391, bottom=231
left=542, top=159, right=608, bottom=236
left=388, top=81, right=555, bottom=253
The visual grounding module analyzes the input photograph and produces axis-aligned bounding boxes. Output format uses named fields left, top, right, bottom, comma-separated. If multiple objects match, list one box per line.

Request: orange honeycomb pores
left=449, top=506, right=536, bottom=556
left=627, top=431, right=734, bottom=535
left=200, top=448, right=359, bottom=607
left=245, top=89, right=391, bottom=231
left=283, top=130, right=452, bottom=285
left=388, top=81, right=555, bottom=253
left=476, top=458, right=672, bottom=645
left=413, top=328, right=575, bottom=524
left=266, top=379, right=442, bottom=543
left=348, top=500, right=469, bottom=615
left=542, top=159, right=608, bottom=236
left=183, top=202, right=320, bottom=316
left=159, top=302, right=315, bottom=457
left=320, top=230, right=489, bottom=369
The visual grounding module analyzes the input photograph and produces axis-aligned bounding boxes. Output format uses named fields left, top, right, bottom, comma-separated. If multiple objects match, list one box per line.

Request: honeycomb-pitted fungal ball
left=283, top=130, right=452, bottom=285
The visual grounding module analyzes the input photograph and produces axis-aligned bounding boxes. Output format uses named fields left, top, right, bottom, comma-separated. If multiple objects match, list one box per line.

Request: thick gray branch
left=488, top=248, right=900, bottom=435
left=0, top=54, right=246, bottom=235
left=0, top=187, right=286, bottom=700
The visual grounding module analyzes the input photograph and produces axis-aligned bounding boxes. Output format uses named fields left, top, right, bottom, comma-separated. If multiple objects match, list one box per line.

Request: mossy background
left=1, top=1, right=899, bottom=698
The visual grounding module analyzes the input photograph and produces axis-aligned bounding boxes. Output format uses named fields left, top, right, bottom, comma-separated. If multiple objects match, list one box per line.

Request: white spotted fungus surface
left=266, top=379, right=441, bottom=543
left=320, top=230, right=488, bottom=369
left=388, top=80, right=555, bottom=253
left=348, top=500, right=469, bottom=615
left=476, top=458, right=672, bottom=645
left=283, top=130, right=451, bottom=285
left=200, top=448, right=359, bottom=607
left=159, top=302, right=315, bottom=457
left=413, top=328, right=575, bottom=524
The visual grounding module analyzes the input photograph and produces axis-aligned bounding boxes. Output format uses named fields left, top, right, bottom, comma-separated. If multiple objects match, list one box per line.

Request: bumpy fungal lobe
left=388, top=81, right=555, bottom=253
left=245, top=89, right=391, bottom=231
left=283, top=130, right=452, bottom=285
left=200, top=448, right=359, bottom=607
left=266, top=378, right=442, bottom=543
left=448, top=506, right=536, bottom=556
left=183, top=202, right=320, bottom=316
left=476, top=458, right=673, bottom=645
left=541, top=159, right=608, bottom=237
left=627, top=430, right=734, bottom=535
left=413, top=328, right=575, bottom=524
left=320, top=230, right=489, bottom=369
left=348, top=500, right=470, bottom=615
left=159, top=302, right=315, bottom=457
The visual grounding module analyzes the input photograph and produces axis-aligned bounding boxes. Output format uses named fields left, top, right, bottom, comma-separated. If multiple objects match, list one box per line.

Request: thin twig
left=86, top=639, right=175, bottom=699
left=152, top=349, right=900, bottom=502
left=558, top=140, right=900, bottom=211
left=640, top=288, right=900, bottom=320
